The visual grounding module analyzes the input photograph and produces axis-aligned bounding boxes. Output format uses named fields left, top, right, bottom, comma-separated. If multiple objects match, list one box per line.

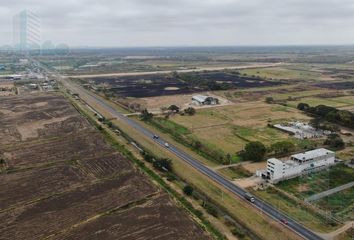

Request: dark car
left=281, top=218, right=288, bottom=225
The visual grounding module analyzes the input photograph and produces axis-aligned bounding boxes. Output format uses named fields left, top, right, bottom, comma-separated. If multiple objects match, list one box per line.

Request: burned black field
left=88, top=71, right=284, bottom=98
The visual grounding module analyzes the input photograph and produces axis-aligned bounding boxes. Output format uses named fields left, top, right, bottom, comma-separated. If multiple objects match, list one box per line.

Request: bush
left=142, top=152, right=154, bottom=163
left=204, top=203, right=218, bottom=217
left=140, top=109, right=153, bottom=121
left=265, top=96, right=274, bottom=103
left=297, top=102, right=310, bottom=111
left=324, top=134, right=345, bottom=149
left=270, top=141, right=295, bottom=155
left=231, top=227, right=246, bottom=239
left=240, top=141, right=267, bottom=162
left=153, top=158, right=172, bottom=172
left=184, top=107, right=196, bottom=116
left=183, top=185, right=194, bottom=196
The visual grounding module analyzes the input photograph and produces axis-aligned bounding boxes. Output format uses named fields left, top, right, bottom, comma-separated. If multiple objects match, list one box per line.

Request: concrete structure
left=273, top=121, right=331, bottom=139
left=257, top=148, right=336, bottom=183
left=13, top=10, right=41, bottom=53
left=192, top=95, right=218, bottom=105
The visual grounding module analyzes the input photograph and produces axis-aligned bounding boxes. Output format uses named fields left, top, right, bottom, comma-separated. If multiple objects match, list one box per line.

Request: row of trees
left=239, top=140, right=297, bottom=162
left=297, top=103, right=354, bottom=129
left=240, top=134, right=345, bottom=162
left=141, top=106, right=196, bottom=122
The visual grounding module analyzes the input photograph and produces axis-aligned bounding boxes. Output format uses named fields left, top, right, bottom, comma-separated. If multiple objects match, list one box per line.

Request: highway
left=32, top=58, right=323, bottom=240
left=63, top=80, right=323, bottom=240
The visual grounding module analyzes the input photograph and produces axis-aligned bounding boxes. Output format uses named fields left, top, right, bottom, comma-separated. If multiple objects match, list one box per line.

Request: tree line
left=297, top=103, right=354, bottom=129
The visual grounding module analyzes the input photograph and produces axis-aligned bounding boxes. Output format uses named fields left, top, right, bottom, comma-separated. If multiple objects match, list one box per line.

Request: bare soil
left=0, top=93, right=210, bottom=240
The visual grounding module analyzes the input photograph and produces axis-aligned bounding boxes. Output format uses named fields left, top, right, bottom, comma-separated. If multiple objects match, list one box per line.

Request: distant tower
left=13, top=10, right=41, bottom=53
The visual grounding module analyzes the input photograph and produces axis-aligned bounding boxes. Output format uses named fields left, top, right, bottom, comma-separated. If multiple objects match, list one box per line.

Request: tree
left=183, top=185, right=194, bottom=196
left=270, top=141, right=295, bottom=155
left=324, top=134, right=345, bottom=149
left=106, top=121, right=113, bottom=128
left=140, top=109, right=153, bottom=121
left=265, top=96, right=274, bottom=104
left=153, top=158, right=172, bottom=172
left=297, top=103, right=310, bottom=111
left=184, top=107, right=196, bottom=116
left=240, top=141, right=267, bottom=162
left=168, top=105, right=180, bottom=113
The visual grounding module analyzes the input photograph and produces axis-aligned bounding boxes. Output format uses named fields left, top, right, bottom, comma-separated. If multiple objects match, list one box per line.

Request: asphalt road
left=63, top=80, right=324, bottom=240
left=30, top=54, right=322, bottom=240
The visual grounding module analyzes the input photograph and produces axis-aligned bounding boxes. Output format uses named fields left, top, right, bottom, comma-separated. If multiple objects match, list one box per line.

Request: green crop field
left=278, top=164, right=354, bottom=199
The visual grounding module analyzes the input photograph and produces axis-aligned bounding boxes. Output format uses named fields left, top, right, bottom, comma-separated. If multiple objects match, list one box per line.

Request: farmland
left=156, top=101, right=312, bottom=160
left=0, top=93, right=210, bottom=240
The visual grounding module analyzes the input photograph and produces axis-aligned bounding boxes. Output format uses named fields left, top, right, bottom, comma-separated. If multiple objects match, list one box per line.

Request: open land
left=0, top=93, right=210, bottom=240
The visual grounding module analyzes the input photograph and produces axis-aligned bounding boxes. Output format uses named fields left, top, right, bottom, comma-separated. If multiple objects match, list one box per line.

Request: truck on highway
left=244, top=192, right=255, bottom=203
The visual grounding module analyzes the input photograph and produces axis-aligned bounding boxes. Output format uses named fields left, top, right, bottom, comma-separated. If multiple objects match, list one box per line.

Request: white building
left=13, top=10, right=41, bottom=53
left=192, top=95, right=218, bottom=105
left=273, top=121, right=331, bottom=139
left=258, top=148, right=336, bottom=183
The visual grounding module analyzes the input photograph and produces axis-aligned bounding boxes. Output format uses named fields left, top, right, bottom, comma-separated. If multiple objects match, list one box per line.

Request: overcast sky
left=1, top=0, right=354, bottom=47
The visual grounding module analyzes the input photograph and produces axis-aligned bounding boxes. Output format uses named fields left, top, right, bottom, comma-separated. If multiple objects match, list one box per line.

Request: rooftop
left=291, top=148, right=334, bottom=161
left=192, top=95, right=211, bottom=102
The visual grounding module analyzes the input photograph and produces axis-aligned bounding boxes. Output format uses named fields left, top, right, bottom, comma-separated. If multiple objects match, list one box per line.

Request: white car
left=164, top=142, right=169, bottom=148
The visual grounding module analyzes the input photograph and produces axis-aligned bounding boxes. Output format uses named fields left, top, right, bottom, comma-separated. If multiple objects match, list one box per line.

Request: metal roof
left=192, top=95, right=211, bottom=103
left=291, top=148, right=334, bottom=161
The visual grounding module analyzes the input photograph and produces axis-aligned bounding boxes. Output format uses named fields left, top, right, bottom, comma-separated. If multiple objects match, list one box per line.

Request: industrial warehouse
left=257, top=148, right=338, bottom=183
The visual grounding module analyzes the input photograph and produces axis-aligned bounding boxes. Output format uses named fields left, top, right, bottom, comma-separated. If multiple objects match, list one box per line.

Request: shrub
left=265, top=96, right=274, bottom=103
left=240, top=141, right=267, bottom=162
left=183, top=185, right=194, bottom=196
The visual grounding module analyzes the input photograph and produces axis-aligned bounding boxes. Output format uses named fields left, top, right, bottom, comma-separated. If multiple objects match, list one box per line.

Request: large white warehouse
left=258, top=148, right=336, bottom=183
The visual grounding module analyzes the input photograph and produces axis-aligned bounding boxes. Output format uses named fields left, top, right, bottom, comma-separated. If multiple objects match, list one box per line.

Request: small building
left=192, top=95, right=218, bottom=105
left=273, top=121, right=331, bottom=139
left=257, top=148, right=336, bottom=183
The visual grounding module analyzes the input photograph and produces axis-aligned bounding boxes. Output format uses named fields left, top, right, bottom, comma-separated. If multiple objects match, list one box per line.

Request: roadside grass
left=277, top=164, right=354, bottom=199
left=252, top=187, right=340, bottom=233
left=335, top=227, right=354, bottom=240
left=218, top=165, right=253, bottom=180
left=111, top=116, right=302, bottom=240
left=315, top=187, right=354, bottom=221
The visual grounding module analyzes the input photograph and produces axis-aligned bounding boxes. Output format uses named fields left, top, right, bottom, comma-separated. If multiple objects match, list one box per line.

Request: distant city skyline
left=1, top=0, right=354, bottom=47
left=13, top=10, right=41, bottom=52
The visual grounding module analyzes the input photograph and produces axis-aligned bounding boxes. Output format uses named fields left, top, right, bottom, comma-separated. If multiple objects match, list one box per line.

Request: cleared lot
left=0, top=93, right=210, bottom=240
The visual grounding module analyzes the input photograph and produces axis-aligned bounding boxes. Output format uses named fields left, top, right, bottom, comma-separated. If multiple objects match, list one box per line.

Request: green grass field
left=169, top=102, right=311, bottom=155
left=287, top=95, right=354, bottom=109
left=238, top=66, right=323, bottom=81
left=278, top=164, right=354, bottom=199
left=315, top=187, right=354, bottom=221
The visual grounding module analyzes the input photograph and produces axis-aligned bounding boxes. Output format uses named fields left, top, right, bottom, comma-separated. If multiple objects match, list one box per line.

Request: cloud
left=1, top=0, right=354, bottom=46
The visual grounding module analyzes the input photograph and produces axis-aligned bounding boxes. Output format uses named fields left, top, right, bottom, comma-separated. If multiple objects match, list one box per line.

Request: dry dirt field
left=0, top=93, right=210, bottom=240
left=0, top=81, right=15, bottom=96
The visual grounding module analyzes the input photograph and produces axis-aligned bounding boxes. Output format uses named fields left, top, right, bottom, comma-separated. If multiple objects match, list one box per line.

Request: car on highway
left=244, top=192, right=255, bottom=203
left=281, top=218, right=288, bottom=225
left=153, top=134, right=159, bottom=139
left=164, top=142, right=169, bottom=148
